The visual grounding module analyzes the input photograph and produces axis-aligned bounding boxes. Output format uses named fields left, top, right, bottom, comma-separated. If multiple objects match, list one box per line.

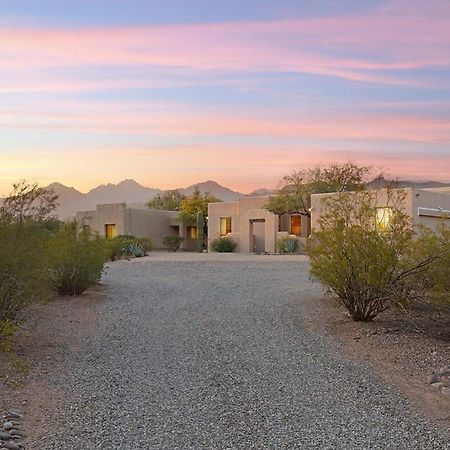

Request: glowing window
left=190, top=226, right=198, bottom=239
left=105, top=224, right=116, bottom=239
left=290, top=215, right=302, bottom=236
left=220, top=217, right=232, bottom=236
left=376, top=207, right=393, bottom=230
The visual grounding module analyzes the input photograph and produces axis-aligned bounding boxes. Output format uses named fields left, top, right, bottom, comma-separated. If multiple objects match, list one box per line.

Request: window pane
left=220, top=217, right=232, bottom=236
left=376, top=207, right=393, bottom=230
left=105, top=224, right=116, bottom=239
left=290, top=215, right=301, bottom=236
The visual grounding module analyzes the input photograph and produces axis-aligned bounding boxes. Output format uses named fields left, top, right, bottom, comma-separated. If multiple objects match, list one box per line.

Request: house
left=310, top=188, right=450, bottom=232
left=207, top=196, right=310, bottom=253
left=76, top=203, right=197, bottom=250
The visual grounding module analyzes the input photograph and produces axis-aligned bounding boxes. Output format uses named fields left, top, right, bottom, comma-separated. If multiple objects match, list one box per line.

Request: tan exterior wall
left=127, top=208, right=179, bottom=249
left=310, top=188, right=450, bottom=232
left=76, top=203, right=127, bottom=237
left=76, top=203, right=182, bottom=249
left=208, top=196, right=278, bottom=253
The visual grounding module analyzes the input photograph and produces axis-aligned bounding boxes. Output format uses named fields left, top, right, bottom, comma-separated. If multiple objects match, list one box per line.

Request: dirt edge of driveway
left=306, top=296, right=450, bottom=425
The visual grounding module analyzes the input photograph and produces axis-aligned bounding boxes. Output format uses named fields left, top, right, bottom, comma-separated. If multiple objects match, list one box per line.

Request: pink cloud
left=1, top=102, right=449, bottom=144
left=0, top=1, right=449, bottom=88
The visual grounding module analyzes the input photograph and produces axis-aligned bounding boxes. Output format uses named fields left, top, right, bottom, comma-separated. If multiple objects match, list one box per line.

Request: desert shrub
left=277, top=237, right=299, bottom=254
left=163, top=235, right=184, bottom=252
left=305, top=190, right=443, bottom=322
left=49, top=222, right=108, bottom=295
left=210, top=237, right=236, bottom=253
left=0, top=182, right=57, bottom=327
left=408, top=224, right=450, bottom=304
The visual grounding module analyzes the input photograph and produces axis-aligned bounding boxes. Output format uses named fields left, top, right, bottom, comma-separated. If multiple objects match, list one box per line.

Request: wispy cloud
left=1, top=1, right=449, bottom=90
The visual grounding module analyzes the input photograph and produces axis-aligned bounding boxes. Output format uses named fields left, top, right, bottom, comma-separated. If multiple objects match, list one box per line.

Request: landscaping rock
left=2, top=441, right=21, bottom=450
left=0, top=432, right=11, bottom=441
left=6, top=413, right=21, bottom=420
left=8, top=430, right=22, bottom=437
left=426, top=373, right=439, bottom=384
left=2, top=423, right=13, bottom=432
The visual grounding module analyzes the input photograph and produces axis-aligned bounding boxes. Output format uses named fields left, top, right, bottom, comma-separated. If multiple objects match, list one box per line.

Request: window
left=220, top=217, right=232, bottom=236
left=105, top=224, right=116, bottom=239
left=189, top=226, right=198, bottom=239
left=376, top=207, right=393, bottom=230
left=290, top=215, right=301, bottom=236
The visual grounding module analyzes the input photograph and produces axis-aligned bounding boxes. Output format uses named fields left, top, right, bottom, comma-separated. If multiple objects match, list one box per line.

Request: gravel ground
left=26, top=254, right=449, bottom=449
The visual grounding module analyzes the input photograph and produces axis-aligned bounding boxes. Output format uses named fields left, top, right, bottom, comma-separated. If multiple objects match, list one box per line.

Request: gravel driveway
left=29, top=254, right=449, bottom=449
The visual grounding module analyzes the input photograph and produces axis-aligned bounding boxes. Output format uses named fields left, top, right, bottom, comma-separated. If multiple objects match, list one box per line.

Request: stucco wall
left=208, top=196, right=277, bottom=253
left=128, top=208, right=179, bottom=249
left=76, top=203, right=127, bottom=237
left=76, top=203, right=181, bottom=248
left=310, top=189, right=449, bottom=232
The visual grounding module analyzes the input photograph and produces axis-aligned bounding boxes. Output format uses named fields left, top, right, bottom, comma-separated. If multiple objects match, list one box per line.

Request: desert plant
left=163, top=235, right=184, bottom=252
left=107, top=235, right=152, bottom=260
left=408, top=224, right=450, bottom=304
left=277, top=237, right=299, bottom=254
left=127, top=242, right=146, bottom=258
left=305, top=189, right=443, bottom=321
left=0, top=182, right=57, bottom=327
left=49, top=222, right=108, bottom=295
left=210, top=237, right=236, bottom=253
left=197, top=211, right=205, bottom=252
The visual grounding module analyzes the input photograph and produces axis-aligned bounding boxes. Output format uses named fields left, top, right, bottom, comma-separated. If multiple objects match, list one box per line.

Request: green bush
left=210, top=237, right=237, bottom=253
left=163, top=235, right=184, bottom=252
left=305, top=190, right=444, bottom=322
left=49, top=222, right=108, bottom=295
left=0, top=182, right=57, bottom=327
left=276, top=237, right=299, bottom=254
left=409, top=224, right=450, bottom=304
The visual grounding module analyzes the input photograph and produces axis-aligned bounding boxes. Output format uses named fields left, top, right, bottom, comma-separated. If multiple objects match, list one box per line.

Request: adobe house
left=207, top=196, right=310, bottom=253
left=310, top=188, right=450, bottom=232
left=76, top=203, right=197, bottom=250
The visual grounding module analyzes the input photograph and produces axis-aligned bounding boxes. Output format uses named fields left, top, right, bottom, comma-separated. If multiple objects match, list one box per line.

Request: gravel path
left=29, top=254, right=449, bottom=449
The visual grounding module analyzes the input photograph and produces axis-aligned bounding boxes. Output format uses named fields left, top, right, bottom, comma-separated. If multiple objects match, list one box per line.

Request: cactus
left=196, top=210, right=205, bottom=252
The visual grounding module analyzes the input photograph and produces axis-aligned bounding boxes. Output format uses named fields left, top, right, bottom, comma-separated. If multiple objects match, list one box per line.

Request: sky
left=0, top=0, right=449, bottom=195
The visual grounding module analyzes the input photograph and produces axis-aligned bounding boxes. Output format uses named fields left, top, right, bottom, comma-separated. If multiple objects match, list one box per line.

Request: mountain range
left=26, top=178, right=450, bottom=219
left=46, top=179, right=253, bottom=219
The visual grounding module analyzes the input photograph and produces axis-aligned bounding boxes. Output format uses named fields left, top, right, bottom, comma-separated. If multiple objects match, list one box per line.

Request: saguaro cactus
left=196, top=210, right=205, bottom=252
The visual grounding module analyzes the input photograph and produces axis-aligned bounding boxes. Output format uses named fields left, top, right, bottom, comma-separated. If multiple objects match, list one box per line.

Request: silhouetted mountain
left=248, top=188, right=275, bottom=196
left=179, top=180, right=243, bottom=201
left=87, top=179, right=162, bottom=205
left=368, top=176, right=450, bottom=190
left=45, top=177, right=450, bottom=219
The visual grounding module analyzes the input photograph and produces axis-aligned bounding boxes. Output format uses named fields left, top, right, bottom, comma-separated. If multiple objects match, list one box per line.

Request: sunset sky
left=1, top=0, right=449, bottom=195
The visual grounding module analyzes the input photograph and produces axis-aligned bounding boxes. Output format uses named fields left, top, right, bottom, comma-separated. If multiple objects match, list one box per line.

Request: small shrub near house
left=210, top=237, right=237, bottom=253
left=276, top=237, right=299, bottom=254
left=305, top=189, right=445, bottom=322
left=163, top=235, right=184, bottom=252
left=49, top=222, right=108, bottom=296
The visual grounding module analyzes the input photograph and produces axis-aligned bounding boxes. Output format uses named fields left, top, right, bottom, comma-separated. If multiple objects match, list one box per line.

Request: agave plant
left=126, top=242, right=146, bottom=258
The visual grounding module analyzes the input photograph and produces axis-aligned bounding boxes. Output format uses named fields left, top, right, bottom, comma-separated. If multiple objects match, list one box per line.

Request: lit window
left=105, top=224, right=116, bottom=239
left=376, top=207, right=393, bottom=230
left=290, top=215, right=302, bottom=236
left=190, top=226, right=198, bottom=239
left=220, top=217, right=232, bottom=236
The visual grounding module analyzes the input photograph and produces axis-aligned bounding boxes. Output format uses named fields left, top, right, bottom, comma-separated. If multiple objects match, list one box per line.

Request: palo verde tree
left=305, top=189, right=445, bottom=321
left=266, top=162, right=373, bottom=218
left=146, top=190, right=186, bottom=211
left=178, top=187, right=221, bottom=224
